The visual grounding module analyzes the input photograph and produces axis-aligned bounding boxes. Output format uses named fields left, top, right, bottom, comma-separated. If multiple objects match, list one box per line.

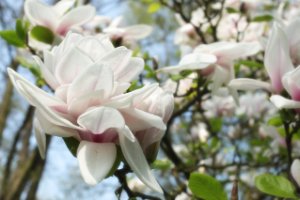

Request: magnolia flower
left=229, top=23, right=293, bottom=94
left=159, top=41, right=261, bottom=93
left=25, top=0, right=95, bottom=36
left=270, top=66, right=300, bottom=109
left=291, top=159, right=300, bottom=187
left=103, top=16, right=152, bottom=45
left=8, top=32, right=173, bottom=193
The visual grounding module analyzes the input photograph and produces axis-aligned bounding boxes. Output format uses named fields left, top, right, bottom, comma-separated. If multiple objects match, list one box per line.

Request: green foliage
left=252, top=15, right=273, bottom=22
left=209, top=118, right=222, bottom=133
left=0, top=30, right=25, bottom=47
left=30, top=26, right=54, bottom=44
left=188, top=173, right=228, bottom=200
left=170, top=70, right=193, bottom=81
left=267, top=116, right=283, bottom=127
left=63, top=137, right=80, bottom=157
left=255, top=174, right=298, bottom=199
left=151, top=159, right=172, bottom=171
left=16, top=19, right=30, bottom=41
left=148, top=2, right=161, bottom=13
left=238, top=60, right=263, bottom=69
left=226, top=7, right=239, bottom=14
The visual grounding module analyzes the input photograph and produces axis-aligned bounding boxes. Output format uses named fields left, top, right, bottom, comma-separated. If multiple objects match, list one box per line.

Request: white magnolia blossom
left=291, top=159, right=300, bottom=187
left=229, top=23, right=293, bottom=94
left=103, top=16, right=152, bottom=45
left=159, top=41, right=261, bottom=93
left=8, top=32, right=174, bottom=193
left=25, top=0, right=96, bottom=36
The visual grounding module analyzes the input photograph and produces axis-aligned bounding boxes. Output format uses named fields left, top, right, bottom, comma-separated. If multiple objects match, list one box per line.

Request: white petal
left=118, top=132, right=162, bottom=193
left=33, top=54, right=59, bottom=90
left=68, top=90, right=104, bottom=117
left=76, top=36, right=113, bottom=61
left=67, top=64, right=113, bottom=103
left=77, top=107, right=125, bottom=134
left=264, top=23, right=294, bottom=93
left=77, top=141, right=116, bottom=185
left=35, top=109, right=77, bottom=137
left=158, top=53, right=216, bottom=74
left=291, top=159, right=300, bottom=187
left=123, top=25, right=152, bottom=40
left=270, top=95, right=300, bottom=109
left=8, top=69, right=80, bottom=130
left=33, top=114, right=46, bottom=159
left=57, top=5, right=96, bottom=35
left=114, top=57, right=144, bottom=82
left=55, top=47, right=93, bottom=84
left=121, top=108, right=166, bottom=132
left=228, top=78, right=273, bottom=92
left=24, top=0, right=58, bottom=30
left=55, top=84, right=69, bottom=102
left=53, top=0, right=75, bottom=16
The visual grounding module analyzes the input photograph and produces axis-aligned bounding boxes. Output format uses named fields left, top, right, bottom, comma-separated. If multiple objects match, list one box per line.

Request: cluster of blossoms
left=9, top=0, right=173, bottom=193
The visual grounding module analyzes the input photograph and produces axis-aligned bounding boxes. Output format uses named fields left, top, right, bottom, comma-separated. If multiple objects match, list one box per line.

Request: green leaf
left=238, top=60, right=263, bottom=69
left=16, top=19, right=30, bottom=41
left=30, top=25, right=54, bottom=44
left=226, top=7, right=239, bottom=13
left=252, top=15, right=273, bottom=22
left=152, top=159, right=173, bottom=171
left=147, top=2, right=161, bottom=13
left=188, top=173, right=228, bottom=200
left=209, top=118, right=222, bottom=133
left=63, top=137, right=80, bottom=157
left=267, top=116, right=282, bottom=127
left=0, top=30, right=25, bottom=47
left=255, top=174, right=298, bottom=199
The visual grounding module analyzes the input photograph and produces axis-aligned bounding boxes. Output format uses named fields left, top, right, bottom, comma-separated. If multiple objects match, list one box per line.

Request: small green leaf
left=147, top=2, right=161, bottom=13
left=209, top=118, right=222, bottom=133
left=16, top=19, right=30, bottom=41
left=188, top=173, right=228, bottom=200
left=63, top=137, right=80, bottom=157
left=252, top=15, right=273, bottom=22
left=226, top=7, right=239, bottom=13
left=152, top=159, right=172, bottom=171
left=238, top=60, right=263, bottom=69
left=0, top=30, right=25, bottom=47
left=255, top=174, right=298, bottom=199
left=30, top=25, right=54, bottom=44
left=267, top=116, right=282, bottom=127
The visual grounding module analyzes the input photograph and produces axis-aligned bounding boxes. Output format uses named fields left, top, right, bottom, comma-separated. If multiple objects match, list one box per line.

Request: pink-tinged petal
left=264, top=23, right=294, bottom=93
left=118, top=131, right=163, bottom=193
left=157, top=53, right=217, bottom=74
left=291, top=159, right=300, bottom=187
left=68, top=90, right=104, bottom=117
left=53, top=0, right=75, bottom=16
left=228, top=78, right=273, bottom=92
left=116, top=57, right=144, bottom=82
left=55, top=84, right=69, bottom=102
left=77, top=107, right=125, bottom=134
left=35, top=109, right=77, bottom=138
left=24, top=0, right=58, bottom=31
left=57, top=5, right=96, bottom=35
left=7, top=68, right=64, bottom=107
left=121, top=108, right=166, bottom=132
left=123, top=25, right=152, bottom=40
left=33, top=115, right=46, bottom=159
left=107, top=84, right=159, bottom=109
left=282, top=66, right=300, bottom=100
left=55, top=47, right=93, bottom=84
left=215, top=42, right=261, bottom=63
left=77, top=141, right=116, bottom=185
left=286, top=19, right=300, bottom=48
left=77, top=36, right=114, bottom=61
left=111, top=82, right=131, bottom=96
left=67, top=64, right=113, bottom=103
left=33, top=55, right=59, bottom=89
left=270, top=95, right=300, bottom=109
left=99, top=46, right=131, bottom=74
left=8, top=69, right=80, bottom=130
